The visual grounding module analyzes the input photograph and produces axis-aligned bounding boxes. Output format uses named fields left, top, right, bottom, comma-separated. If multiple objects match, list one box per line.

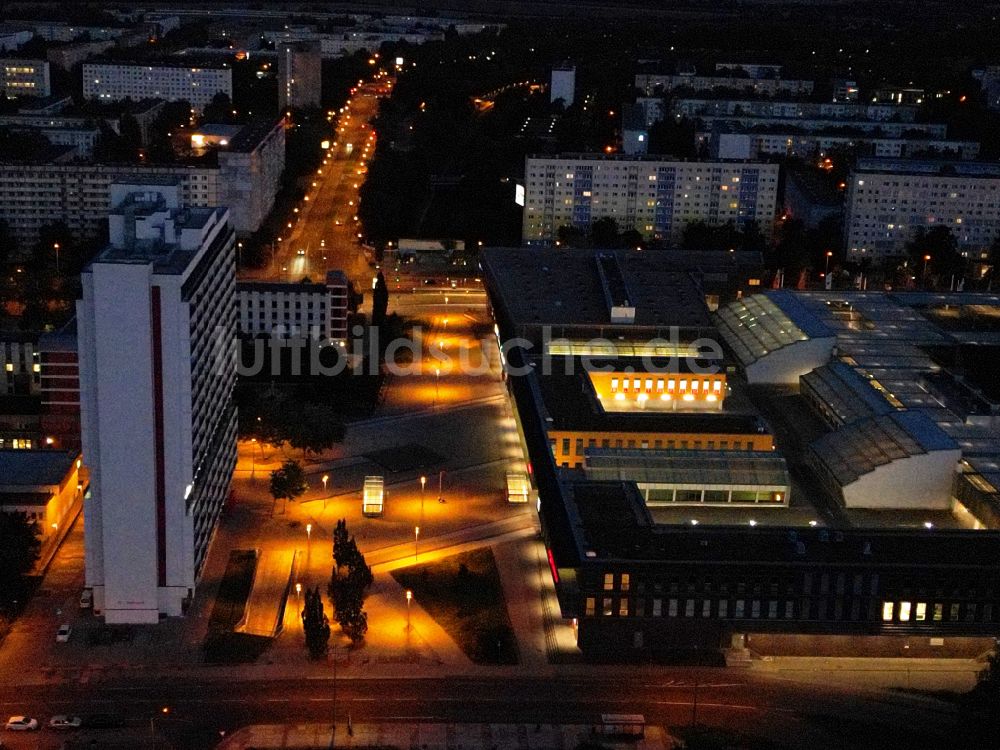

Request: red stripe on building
left=151, top=286, right=167, bottom=588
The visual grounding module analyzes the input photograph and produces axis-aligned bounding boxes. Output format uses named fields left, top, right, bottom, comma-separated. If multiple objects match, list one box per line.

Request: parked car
left=79, top=589, right=93, bottom=610
left=55, top=623, right=72, bottom=643
left=5, top=716, right=39, bottom=731
left=47, top=716, right=82, bottom=730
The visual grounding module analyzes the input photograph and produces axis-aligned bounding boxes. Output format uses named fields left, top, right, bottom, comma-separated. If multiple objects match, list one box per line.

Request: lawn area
left=392, top=547, right=519, bottom=665
left=207, top=549, right=258, bottom=632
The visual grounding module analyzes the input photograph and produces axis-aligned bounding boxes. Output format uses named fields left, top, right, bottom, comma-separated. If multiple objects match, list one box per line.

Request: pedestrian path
left=217, top=721, right=676, bottom=750
left=240, top=549, right=297, bottom=637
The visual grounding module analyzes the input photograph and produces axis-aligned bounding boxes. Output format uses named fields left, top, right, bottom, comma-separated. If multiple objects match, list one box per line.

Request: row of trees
left=300, top=518, right=374, bottom=658
left=554, top=217, right=767, bottom=254
left=240, top=388, right=346, bottom=458
left=0, top=512, right=41, bottom=616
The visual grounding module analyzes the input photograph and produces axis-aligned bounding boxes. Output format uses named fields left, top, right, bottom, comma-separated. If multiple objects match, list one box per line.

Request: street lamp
left=414, top=526, right=420, bottom=561
left=306, top=523, right=312, bottom=542
left=824, top=250, right=833, bottom=274
left=406, top=589, right=413, bottom=631
left=434, top=368, right=440, bottom=406
left=923, top=254, right=931, bottom=284
left=150, top=707, right=169, bottom=744
left=420, top=475, right=426, bottom=521
left=295, top=582, right=302, bottom=598
left=53, top=242, right=60, bottom=273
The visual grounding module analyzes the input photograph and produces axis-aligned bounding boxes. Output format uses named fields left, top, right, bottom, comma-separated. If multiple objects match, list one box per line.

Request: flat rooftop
left=0, top=450, right=76, bottom=489
left=854, top=158, right=1000, bottom=177
left=480, top=247, right=712, bottom=330
left=236, top=280, right=328, bottom=295
left=532, top=364, right=765, bottom=435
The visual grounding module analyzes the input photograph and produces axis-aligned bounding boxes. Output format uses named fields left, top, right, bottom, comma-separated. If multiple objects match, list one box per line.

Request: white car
left=55, top=623, right=72, bottom=643
left=48, top=715, right=82, bottom=730
left=5, top=716, right=39, bottom=731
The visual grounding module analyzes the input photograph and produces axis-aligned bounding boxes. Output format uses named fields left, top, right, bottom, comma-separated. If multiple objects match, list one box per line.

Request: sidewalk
left=217, top=722, right=676, bottom=750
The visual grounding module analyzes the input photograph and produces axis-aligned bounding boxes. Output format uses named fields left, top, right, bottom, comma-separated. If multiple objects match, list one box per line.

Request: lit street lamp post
left=420, top=475, right=426, bottom=522
left=53, top=242, right=60, bottom=273
left=322, top=474, right=329, bottom=509
left=306, top=523, right=312, bottom=543
left=406, top=589, right=412, bottom=631
left=150, top=707, right=169, bottom=746
left=414, top=526, right=420, bottom=561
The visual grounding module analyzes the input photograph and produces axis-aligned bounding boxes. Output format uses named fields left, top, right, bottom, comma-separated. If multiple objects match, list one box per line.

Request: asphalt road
left=0, top=672, right=980, bottom=750
left=247, top=75, right=391, bottom=288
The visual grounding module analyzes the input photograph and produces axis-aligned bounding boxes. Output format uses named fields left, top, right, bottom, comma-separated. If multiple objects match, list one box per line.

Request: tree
left=988, top=235, right=1000, bottom=286
left=268, top=460, right=308, bottom=515
left=301, top=586, right=331, bottom=659
left=202, top=92, right=237, bottom=124
left=284, top=402, right=346, bottom=457
left=556, top=224, right=586, bottom=248
left=590, top=217, right=619, bottom=248
left=371, top=271, right=389, bottom=327
left=328, top=519, right=374, bottom=645
left=329, top=565, right=370, bottom=645
left=0, top=512, right=41, bottom=612
left=332, top=518, right=350, bottom=570
left=907, top=226, right=964, bottom=283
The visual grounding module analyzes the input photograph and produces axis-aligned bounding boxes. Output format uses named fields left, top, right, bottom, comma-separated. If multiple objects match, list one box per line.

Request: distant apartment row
left=521, top=153, right=1000, bottom=263
left=0, top=117, right=285, bottom=239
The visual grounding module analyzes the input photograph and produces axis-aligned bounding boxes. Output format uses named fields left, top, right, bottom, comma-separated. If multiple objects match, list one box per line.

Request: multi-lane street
left=244, top=73, right=392, bottom=287
left=0, top=671, right=979, bottom=750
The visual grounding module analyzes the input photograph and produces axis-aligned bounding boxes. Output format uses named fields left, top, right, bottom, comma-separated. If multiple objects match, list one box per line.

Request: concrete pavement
left=240, top=549, right=296, bottom=637
left=217, top=722, right=677, bottom=750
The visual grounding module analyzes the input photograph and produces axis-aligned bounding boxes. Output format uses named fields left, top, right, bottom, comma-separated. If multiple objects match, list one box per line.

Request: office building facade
left=78, top=183, right=236, bottom=623
left=522, top=155, right=779, bottom=245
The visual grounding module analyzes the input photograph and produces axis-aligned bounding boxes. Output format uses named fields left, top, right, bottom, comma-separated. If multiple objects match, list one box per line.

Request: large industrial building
left=715, top=289, right=1000, bottom=528
left=845, top=158, right=1000, bottom=261
left=484, top=247, right=1000, bottom=658
left=78, top=183, right=236, bottom=623
left=521, top=154, right=779, bottom=246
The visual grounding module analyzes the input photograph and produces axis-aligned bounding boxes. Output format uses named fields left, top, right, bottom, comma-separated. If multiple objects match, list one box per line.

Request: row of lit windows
left=586, top=596, right=996, bottom=624
left=880, top=600, right=992, bottom=623
left=609, top=377, right=723, bottom=394
left=555, top=436, right=759, bottom=457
